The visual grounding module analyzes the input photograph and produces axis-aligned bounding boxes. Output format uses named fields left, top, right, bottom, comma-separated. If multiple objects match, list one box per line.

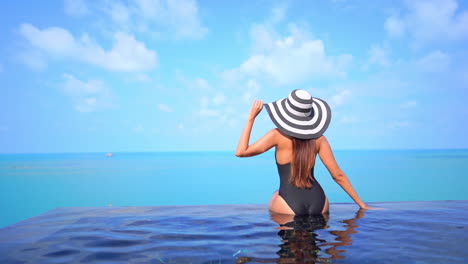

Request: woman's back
left=275, top=131, right=326, bottom=215
left=275, top=131, right=318, bottom=166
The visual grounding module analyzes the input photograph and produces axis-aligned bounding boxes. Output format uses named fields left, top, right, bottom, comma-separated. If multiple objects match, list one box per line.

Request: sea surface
left=0, top=201, right=467, bottom=263
left=1, top=149, right=467, bottom=228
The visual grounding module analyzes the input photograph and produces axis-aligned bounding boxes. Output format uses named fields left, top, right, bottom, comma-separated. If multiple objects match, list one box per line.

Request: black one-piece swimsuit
left=276, top=148, right=326, bottom=215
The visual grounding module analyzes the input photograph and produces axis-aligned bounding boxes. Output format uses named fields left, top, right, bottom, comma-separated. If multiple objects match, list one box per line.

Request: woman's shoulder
left=316, top=135, right=326, bottom=144
left=272, top=128, right=293, bottom=140
left=315, top=135, right=332, bottom=153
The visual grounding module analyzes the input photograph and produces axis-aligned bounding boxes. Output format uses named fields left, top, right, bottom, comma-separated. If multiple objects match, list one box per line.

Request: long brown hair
left=289, top=137, right=316, bottom=189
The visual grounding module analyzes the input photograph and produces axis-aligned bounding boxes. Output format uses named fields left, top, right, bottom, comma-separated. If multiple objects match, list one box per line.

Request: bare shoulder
left=273, top=128, right=293, bottom=141
left=269, top=128, right=282, bottom=139
left=264, top=128, right=280, bottom=143
left=267, top=128, right=278, bottom=136
left=316, top=135, right=328, bottom=150
left=271, top=128, right=280, bottom=134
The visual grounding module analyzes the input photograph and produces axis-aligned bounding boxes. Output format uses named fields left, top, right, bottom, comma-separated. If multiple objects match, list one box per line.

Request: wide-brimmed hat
left=263, top=89, right=331, bottom=139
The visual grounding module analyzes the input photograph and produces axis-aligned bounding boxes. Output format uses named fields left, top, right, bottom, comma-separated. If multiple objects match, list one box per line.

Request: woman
left=235, top=89, right=379, bottom=215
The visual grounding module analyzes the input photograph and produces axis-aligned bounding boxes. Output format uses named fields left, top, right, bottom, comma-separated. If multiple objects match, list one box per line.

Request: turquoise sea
left=1, top=149, right=467, bottom=228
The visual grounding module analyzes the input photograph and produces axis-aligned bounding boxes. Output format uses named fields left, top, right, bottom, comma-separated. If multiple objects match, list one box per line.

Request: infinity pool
left=0, top=200, right=466, bottom=263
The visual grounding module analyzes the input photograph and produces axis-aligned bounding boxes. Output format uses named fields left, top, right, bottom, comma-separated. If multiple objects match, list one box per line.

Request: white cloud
left=176, top=71, right=241, bottom=130
left=100, top=0, right=208, bottom=39
left=16, top=48, right=49, bottom=72
left=198, top=96, right=220, bottom=117
left=198, top=109, right=220, bottom=117
left=384, top=15, right=406, bottom=37
left=133, top=73, right=152, bottom=82
left=266, top=5, right=287, bottom=25
left=385, top=0, right=468, bottom=45
left=212, top=92, right=226, bottom=105
left=64, top=0, right=89, bottom=17
left=158, top=103, right=173, bottom=112
left=195, top=78, right=211, bottom=90
left=331, top=89, right=352, bottom=107
left=61, top=73, right=117, bottom=112
left=416, top=50, right=451, bottom=72
left=177, top=123, right=184, bottom=129
left=223, top=13, right=352, bottom=86
left=18, top=23, right=157, bottom=72
left=189, top=91, right=243, bottom=134
left=176, top=71, right=213, bottom=92
left=242, top=79, right=261, bottom=104
left=196, top=90, right=255, bottom=131
left=364, top=44, right=391, bottom=69
left=339, top=115, right=359, bottom=124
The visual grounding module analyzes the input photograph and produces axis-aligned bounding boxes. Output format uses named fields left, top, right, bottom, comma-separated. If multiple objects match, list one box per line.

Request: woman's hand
left=360, top=204, right=387, bottom=210
left=249, top=99, right=263, bottom=120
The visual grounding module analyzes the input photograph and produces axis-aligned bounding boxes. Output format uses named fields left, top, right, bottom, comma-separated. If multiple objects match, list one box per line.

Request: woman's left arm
left=235, top=100, right=277, bottom=157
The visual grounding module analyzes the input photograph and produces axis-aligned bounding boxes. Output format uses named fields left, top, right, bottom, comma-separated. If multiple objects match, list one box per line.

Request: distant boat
left=105, top=153, right=113, bottom=158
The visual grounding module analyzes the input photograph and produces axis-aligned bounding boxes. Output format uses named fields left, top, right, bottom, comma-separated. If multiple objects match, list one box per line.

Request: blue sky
left=1, top=0, right=467, bottom=153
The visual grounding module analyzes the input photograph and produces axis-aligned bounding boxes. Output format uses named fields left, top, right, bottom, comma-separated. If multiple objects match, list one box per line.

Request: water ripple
left=0, top=201, right=466, bottom=263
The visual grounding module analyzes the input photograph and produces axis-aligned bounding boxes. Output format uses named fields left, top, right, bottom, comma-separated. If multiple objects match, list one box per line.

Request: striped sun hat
left=263, top=89, right=331, bottom=139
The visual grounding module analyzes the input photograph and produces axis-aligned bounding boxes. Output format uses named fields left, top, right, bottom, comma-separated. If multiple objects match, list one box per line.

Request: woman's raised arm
left=235, top=99, right=276, bottom=157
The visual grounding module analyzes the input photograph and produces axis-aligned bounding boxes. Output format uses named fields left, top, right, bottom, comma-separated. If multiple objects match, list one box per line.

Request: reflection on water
left=0, top=201, right=466, bottom=263
left=236, top=209, right=365, bottom=263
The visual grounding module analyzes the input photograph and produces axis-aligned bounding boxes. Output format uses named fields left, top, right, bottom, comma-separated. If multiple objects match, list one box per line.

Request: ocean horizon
left=1, top=148, right=467, bottom=229
left=3, top=147, right=468, bottom=154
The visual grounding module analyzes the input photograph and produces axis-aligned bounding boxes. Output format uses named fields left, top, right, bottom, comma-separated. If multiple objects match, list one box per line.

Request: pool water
left=0, top=200, right=466, bottom=263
